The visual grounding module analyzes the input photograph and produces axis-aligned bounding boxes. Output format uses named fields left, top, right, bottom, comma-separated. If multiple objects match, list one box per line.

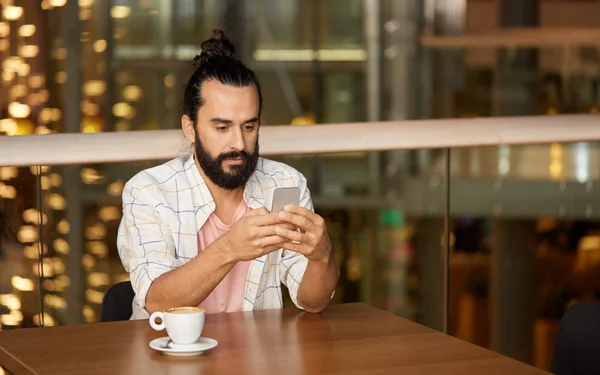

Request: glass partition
left=447, top=142, right=600, bottom=372
left=0, top=167, right=43, bottom=330
left=0, top=150, right=447, bottom=326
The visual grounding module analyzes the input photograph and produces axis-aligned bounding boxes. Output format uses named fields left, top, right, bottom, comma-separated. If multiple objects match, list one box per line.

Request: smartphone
left=269, top=187, right=301, bottom=213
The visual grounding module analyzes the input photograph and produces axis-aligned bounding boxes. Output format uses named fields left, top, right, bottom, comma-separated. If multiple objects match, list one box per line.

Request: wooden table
left=0, top=303, right=548, bottom=375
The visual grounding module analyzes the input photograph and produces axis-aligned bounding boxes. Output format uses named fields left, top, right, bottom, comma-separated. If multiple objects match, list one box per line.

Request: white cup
left=149, top=307, right=205, bottom=345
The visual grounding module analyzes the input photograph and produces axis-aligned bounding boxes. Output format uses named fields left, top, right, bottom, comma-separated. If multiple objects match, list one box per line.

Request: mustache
left=216, top=150, right=251, bottom=162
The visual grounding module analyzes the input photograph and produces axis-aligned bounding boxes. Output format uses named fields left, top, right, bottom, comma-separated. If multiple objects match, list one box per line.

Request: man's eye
left=216, top=127, right=228, bottom=132
left=244, top=125, right=255, bottom=131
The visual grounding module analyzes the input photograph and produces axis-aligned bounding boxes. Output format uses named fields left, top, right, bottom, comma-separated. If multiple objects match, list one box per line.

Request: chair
left=101, top=281, right=134, bottom=322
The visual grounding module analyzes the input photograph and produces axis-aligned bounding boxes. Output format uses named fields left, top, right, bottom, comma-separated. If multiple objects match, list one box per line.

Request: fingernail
left=284, top=205, right=293, bottom=212
left=279, top=212, right=289, bottom=219
left=275, top=226, right=283, bottom=234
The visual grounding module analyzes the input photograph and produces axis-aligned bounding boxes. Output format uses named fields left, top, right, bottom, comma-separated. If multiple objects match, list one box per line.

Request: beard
left=194, top=132, right=259, bottom=190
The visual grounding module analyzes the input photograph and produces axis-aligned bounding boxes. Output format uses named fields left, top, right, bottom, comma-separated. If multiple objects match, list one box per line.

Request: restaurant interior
left=2, top=0, right=600, bottom=373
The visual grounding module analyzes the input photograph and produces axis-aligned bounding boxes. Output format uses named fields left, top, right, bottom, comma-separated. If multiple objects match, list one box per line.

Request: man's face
left=185, top=80, right=260, bottom=190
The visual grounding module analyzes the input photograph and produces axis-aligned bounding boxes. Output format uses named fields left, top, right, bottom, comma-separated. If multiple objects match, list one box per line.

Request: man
left=117, top=30, right=338, bottom=319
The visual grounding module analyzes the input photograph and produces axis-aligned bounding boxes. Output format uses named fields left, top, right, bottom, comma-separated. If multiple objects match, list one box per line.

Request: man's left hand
left=275, top=205, right=332, bottom=264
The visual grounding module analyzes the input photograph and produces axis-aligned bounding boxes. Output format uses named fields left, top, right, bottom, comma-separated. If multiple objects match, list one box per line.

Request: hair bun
left=193, top=29, right=236, bottom=67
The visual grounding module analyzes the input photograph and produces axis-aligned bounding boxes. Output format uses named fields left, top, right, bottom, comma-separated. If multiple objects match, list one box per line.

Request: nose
left=229, top=127, right=245, bottom=152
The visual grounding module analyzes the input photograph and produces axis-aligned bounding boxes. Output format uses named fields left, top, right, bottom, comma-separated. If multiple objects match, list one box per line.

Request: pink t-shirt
left=197, top=200, right=251, bottom=314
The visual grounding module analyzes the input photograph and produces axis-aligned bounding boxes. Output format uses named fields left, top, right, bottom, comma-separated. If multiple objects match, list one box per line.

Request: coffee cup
left=149, top=307, right=205, bottom=345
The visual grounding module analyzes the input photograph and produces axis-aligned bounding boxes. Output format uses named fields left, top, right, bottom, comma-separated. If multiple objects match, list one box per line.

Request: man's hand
left=274, top=205, right=332, bottom=263
left=218, top=208, right=288, bottom=263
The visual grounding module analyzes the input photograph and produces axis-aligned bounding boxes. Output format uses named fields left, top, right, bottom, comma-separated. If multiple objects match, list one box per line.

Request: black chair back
left=101, top=281, right=134, bottom=322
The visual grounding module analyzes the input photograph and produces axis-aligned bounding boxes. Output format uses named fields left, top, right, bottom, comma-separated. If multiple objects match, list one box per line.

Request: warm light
left=54, top=48, right=66, bottom=60
left=53, top=238, right=70, bottom=255
left=50, top=0, right=68, bottom=6
left=549, top=143, right=563, bottom=180
left=2, top=70, right=14, bottom=82
left=0, top=22, right=10, bottom=37
left=86, top=289, right=105, bottom=304
left=57, top=219, right=70, bottom=234
left=0, top=119, right=18, bottom=136
left=93, top=39, right=107, bottom=53
left=4, top=6, right=23, bottom=20
left=51, top=173, right=63, bottom=187
left=41, top=0, right=51, bottom=10
left=164, top=74, right=176, bottom=88
left=55, top=275, right=71, bottom=290
left=40, top=90, right=50, bottom=103
left=88, top=272, right=110, bottom=287
left=10, top=310, right=23, bottom=322
left=87, top=241, right=108, bottom=257
left=111, top=5, right=131, bottom=18
left=79, top=8, right=92, bottom=20
left=24, top=243, right=48, bottom=259
left=81, top=167, right=103, bottom=184
left=10, top=85, right=28, bottom=98
left=123, top=85, right=142, bottom=101
left=99, top=206, right=121, bottom=221
left=30, top=165, right=50, bottom=175
left=82, top=254, right=96, bottom=270
left=17, top=63, right=30, bottom=76
left=18, top=25, right=36, bottom=37
left=33, top=313, right=56, bottom=327
left=43, top=279, right=56, bottom=292
left=0, top=315, right=19, bottom=326
left=112, top=102, right=133, bottom=117
left=81, top=100, right=100, bottom=117
left=19, top=45, right=39, bottom=58
left=23, top=208, right=48, bottom=225
left=47, top=193, right=67, bottom=210
left=29, top=75, right=45, bottom=88
left=83, top=305, right=96, bottom=323
left=108, top=180, right=124, bottom=196
left=8, top=102, right=31, bottom=118
left=0, top=183, right=17, bottom=199
left=51, top=108, right=62, bottom=121
left=33, top=261, right=55, bottom=278
left=0, top=294, right=21, bottom=310
left=125, top=107, right=137, bottom=120
left=82, top=116, right=103, bottom=133
left=51, top=258, right=66, bottom=274
left=0, top=167, right=18, bottom=180
left=18, top=225, right=38, bottom=243
left=45, top=294, right=67, bottom=309
left=55, top=71, right=67, bottom=84
left=0, top=39, right=8, bottom=52
left=35, top=126, right=52, bottom=135
left=85, top=224, right=107, bottom=240
left=11, top=276, right=35, bottom=291
left=84, top=80, right=106, bottom=96
left=79, top=0, right=95, bottom=7
left=40, top=175, right=51, bottom=189
left=114, top=274, right=130, bottom=283
left=2, top=57, right=22, bottom=73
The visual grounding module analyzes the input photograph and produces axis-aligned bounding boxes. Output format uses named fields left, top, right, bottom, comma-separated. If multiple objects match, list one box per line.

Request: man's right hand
left=218, top=208, right=288, bottom=262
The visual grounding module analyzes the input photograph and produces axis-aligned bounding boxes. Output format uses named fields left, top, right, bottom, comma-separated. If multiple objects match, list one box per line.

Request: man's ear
left=181, top=115, right=196, bottom=143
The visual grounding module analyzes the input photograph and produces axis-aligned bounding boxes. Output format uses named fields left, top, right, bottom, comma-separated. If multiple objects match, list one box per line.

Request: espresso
left=168, top=307, right=203, bottom=314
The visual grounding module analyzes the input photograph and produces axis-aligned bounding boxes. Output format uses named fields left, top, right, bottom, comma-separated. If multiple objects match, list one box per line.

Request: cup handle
left=149, top=311, right=165, bottom=331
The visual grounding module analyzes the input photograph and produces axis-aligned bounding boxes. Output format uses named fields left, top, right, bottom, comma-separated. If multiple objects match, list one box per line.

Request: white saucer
left=149, top=337, right=218, bottom=357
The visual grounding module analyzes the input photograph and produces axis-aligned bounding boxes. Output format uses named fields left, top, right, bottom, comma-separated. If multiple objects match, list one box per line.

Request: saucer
left=149, top=337, right=218, bottom=357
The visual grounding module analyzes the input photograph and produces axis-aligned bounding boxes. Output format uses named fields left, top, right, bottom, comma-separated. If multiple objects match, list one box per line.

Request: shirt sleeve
left=117, top=178, right=182, bottom=313
left=279, top=174, right=312, bottom=309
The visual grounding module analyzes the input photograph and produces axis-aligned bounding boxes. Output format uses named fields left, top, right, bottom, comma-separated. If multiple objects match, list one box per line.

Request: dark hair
left=183, top=30, right=262, bottom=125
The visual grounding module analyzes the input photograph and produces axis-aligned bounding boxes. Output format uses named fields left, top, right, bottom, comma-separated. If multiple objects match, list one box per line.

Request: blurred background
left=1, top=0, right=600, bottom=372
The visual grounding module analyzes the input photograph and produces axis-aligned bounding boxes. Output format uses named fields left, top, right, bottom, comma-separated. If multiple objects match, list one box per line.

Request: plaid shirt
left=117, top=155, right=312, bottom=319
